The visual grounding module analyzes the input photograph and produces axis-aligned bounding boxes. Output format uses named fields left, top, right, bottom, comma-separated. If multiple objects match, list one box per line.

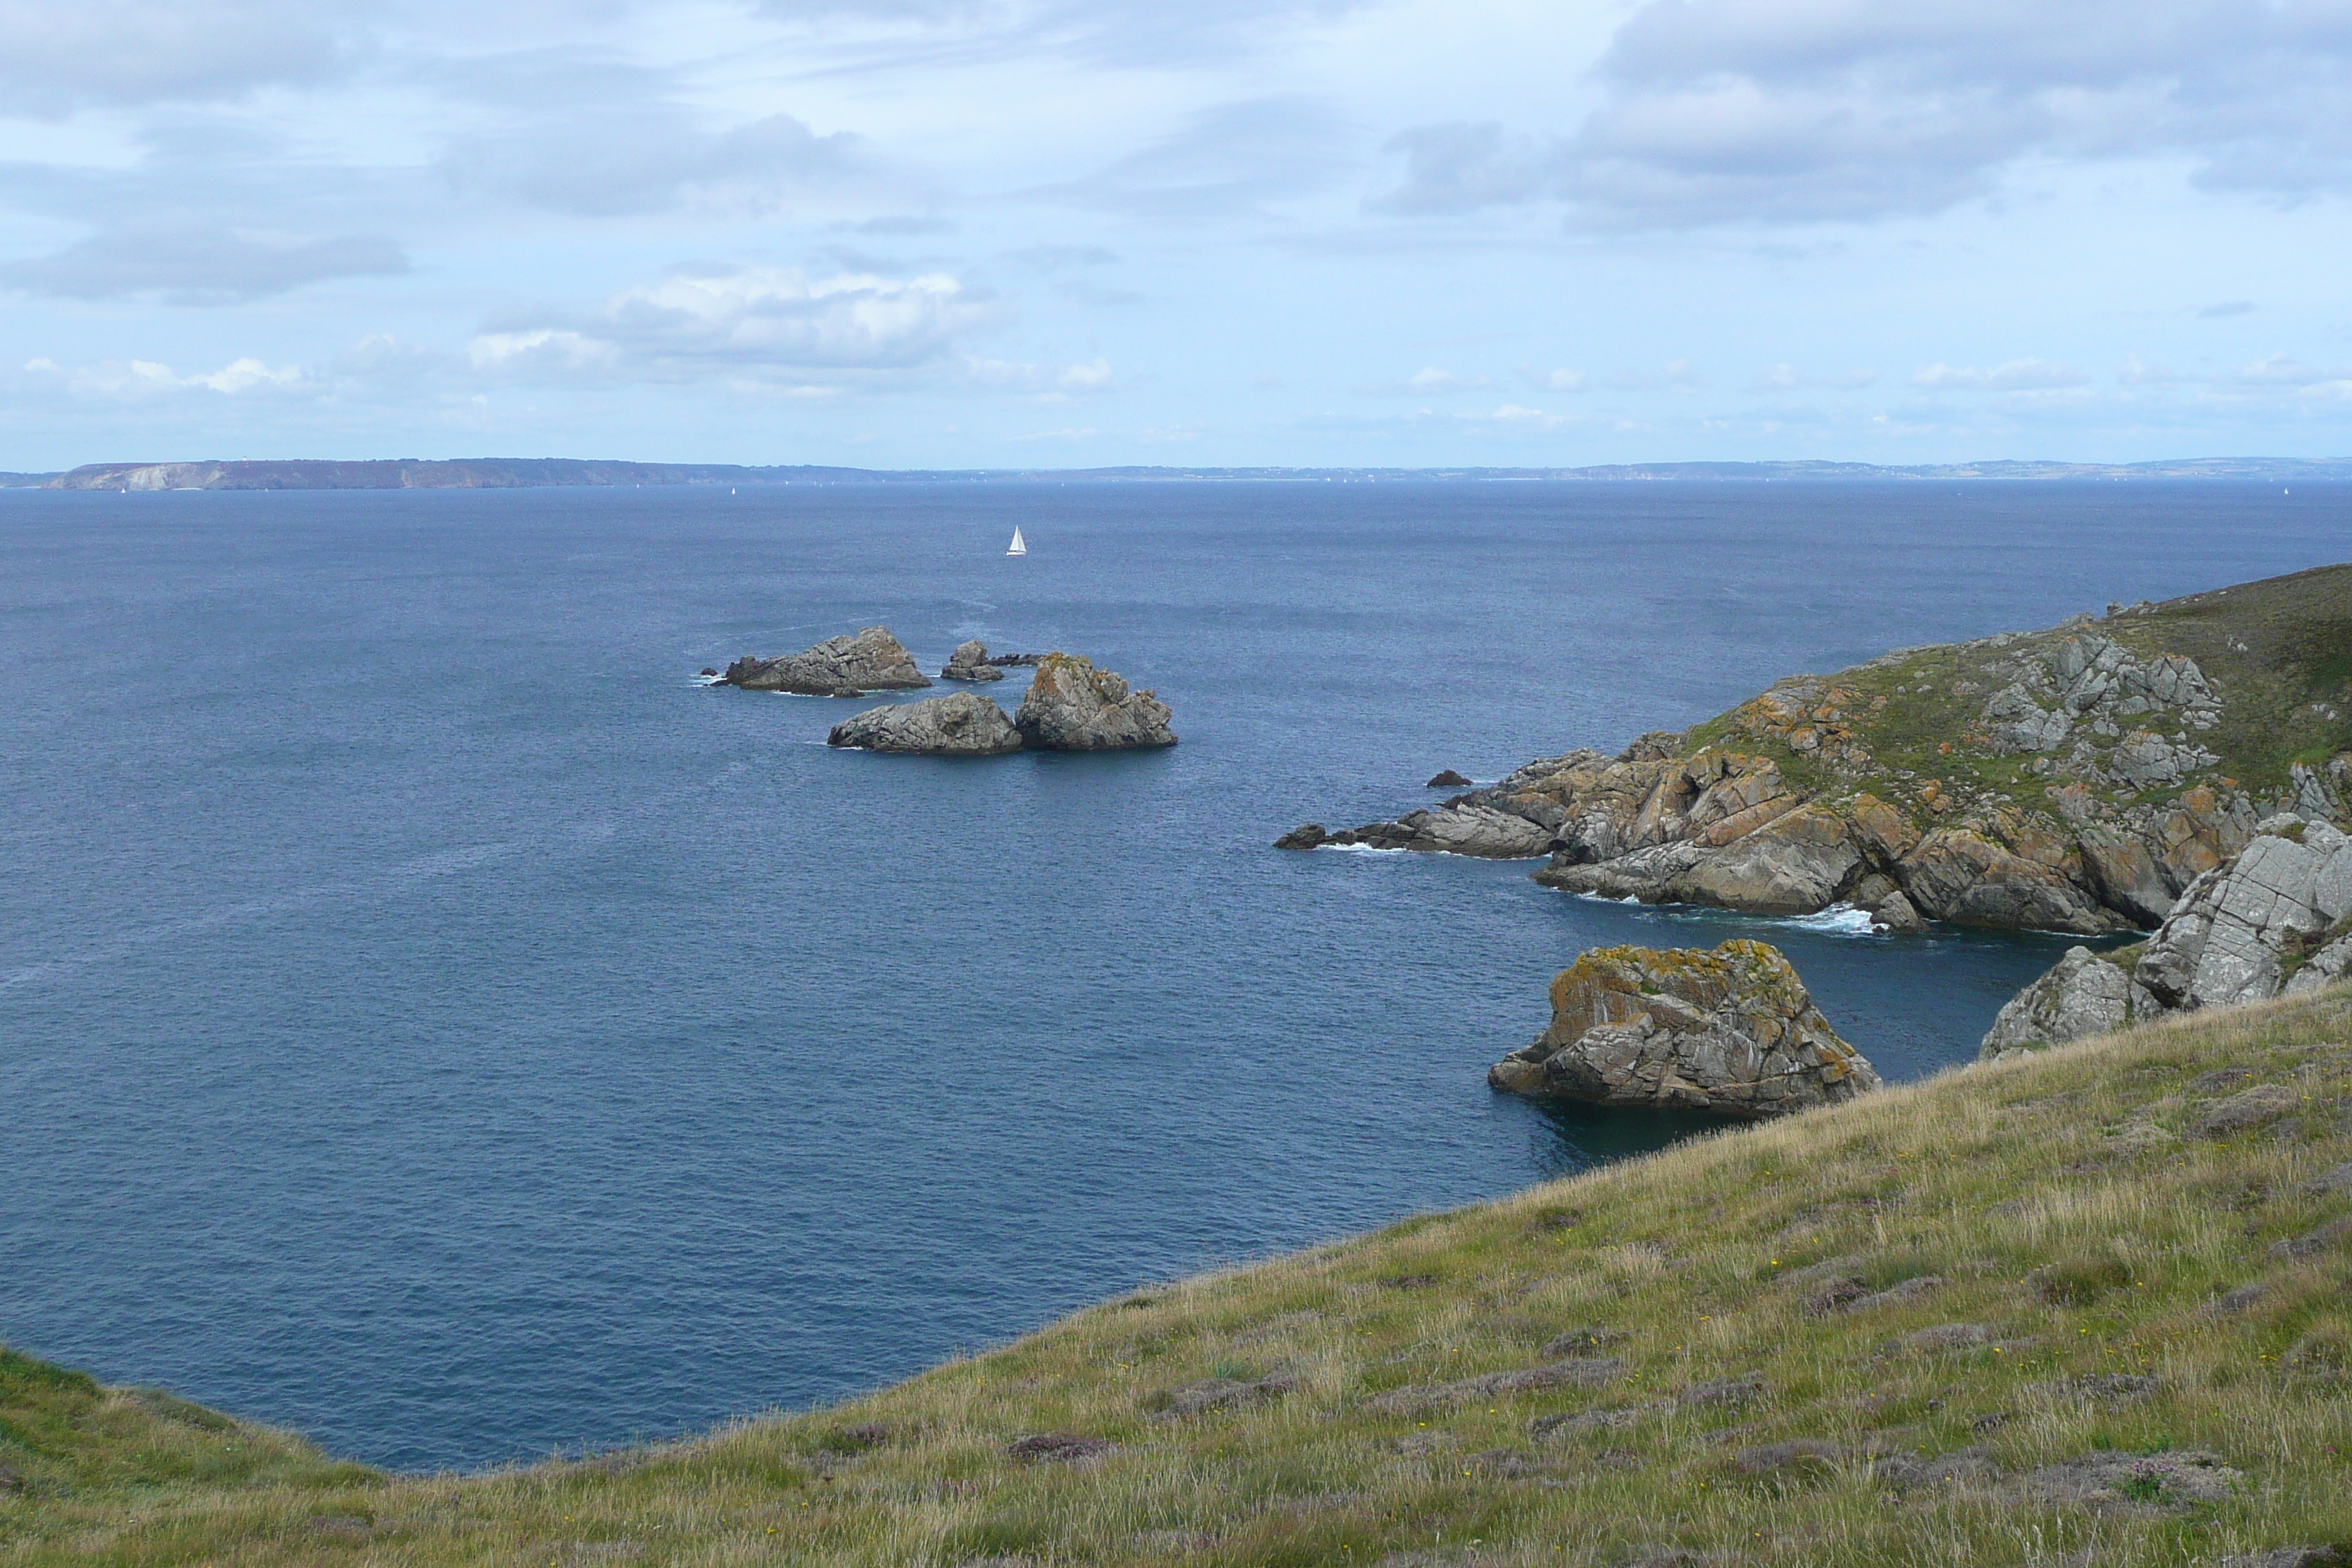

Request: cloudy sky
left=3, top=0, right=2350, bottom=469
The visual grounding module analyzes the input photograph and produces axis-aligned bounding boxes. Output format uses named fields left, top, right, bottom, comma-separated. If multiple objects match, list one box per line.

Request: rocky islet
left=1488, top=938, right=1882, bottom=1120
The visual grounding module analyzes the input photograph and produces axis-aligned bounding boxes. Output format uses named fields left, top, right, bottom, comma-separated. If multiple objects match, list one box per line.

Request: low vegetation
left=7, top=989, right=2351, bottom=1567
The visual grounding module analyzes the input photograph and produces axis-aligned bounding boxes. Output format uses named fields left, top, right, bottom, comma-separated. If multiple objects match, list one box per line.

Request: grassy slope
left=1676, top=561, right=2352, bottom=825
left=7, top=990, right=2351, bottom=1568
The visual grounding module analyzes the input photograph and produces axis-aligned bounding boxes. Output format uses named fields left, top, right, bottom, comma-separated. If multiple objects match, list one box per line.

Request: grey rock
left=2217, top=1549, right=2348, bottom=1568
left=2189, top=1084, right=2299, bottom=1139
left=723, top=626, right=931, bottom=696
left=1978, top=946, right=2133, bottom=1059
left=1490, top=940, right=1880, bottom=1120
left=1151, top=1373, right=1298, bottom=1418
left=1365, top=1357, right=1627, bottom=1415
left=941, top=638, right=1006, bottom=682
left=2012, top=1448, right=2239, bottom=1508
left=1841, top=1275, right=1945, bottom=1313
left=1005, top=1433, right=1110, bottom=1463
left=1011, top=653, right=1176, bottom=750
left=1869, top=890, right=1925, bottom=933
left=826, top=693, right=1024, bottom=755
left=2285, top=933, right=2352, bottom=997
left=2135, top=830, right=2352, bottom=1015
left=1875, top=1448, right=1999, bottom=1490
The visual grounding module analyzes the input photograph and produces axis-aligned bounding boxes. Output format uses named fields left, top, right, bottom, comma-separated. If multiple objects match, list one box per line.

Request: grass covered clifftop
left=7, top=993, right=2351, bottom=1567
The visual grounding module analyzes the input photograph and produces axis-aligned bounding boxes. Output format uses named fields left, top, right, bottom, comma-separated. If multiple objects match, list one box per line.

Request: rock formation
left=721, top=627, right=931, bottom=696
left=1428, top=769, right=1474, bottom=788
left=1279, top=562, right=2352, bottom=935
left=826, top=693, right=1025, bottom=755
left=1488, top=939, right=1881, bottom=1119
left=1979, top=813, right=2352, bottom=1060
left=1012, top=653, right=1177, bottom=750
left=941, top=640, right=1006, bottom=682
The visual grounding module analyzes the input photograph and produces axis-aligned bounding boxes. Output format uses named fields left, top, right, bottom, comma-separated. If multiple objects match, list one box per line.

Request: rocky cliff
left=1281, top=563, right=2352, bottom=934
left=1980, top=811, right=2352, bottom=1059
left=1488, top=939, right=1880, bottom=1118
left=720, top=627, right=932, bottom=696
left=1013, top=653, right=1177, bottom=750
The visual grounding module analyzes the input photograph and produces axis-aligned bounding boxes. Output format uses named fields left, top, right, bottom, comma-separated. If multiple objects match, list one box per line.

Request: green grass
left=7, top=989, right=2351, bottom=1567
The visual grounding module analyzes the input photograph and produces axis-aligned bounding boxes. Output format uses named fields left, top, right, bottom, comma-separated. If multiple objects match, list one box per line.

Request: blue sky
left=4, top=0, right=2351, bottom=469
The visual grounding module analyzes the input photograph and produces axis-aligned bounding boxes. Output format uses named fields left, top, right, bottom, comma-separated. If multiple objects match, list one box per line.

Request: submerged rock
left=941, top=638, right=1006, bottom=682
left=723, top=627, right=931, bottom=696
left=1012, top=653, right=1176, bottom=750
left=827, top=693, right=1024, bottom=755
left=1427, top=769, right=1474, bottom=788
left=1488, top=939, right=1880, bottom=1119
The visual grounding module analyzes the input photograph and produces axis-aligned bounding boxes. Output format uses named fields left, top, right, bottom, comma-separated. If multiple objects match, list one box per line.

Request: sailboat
left=1006, top=527, right=1028, bottom=557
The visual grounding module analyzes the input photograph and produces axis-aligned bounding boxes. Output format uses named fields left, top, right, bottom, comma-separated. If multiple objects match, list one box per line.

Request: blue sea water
left=1, top=478, right=2344, bottom=1473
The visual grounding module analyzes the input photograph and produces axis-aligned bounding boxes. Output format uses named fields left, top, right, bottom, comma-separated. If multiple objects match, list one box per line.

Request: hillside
left=5, top=990, right=2348, bottom=1567
left=1285, top=563, right=2352, bottom=935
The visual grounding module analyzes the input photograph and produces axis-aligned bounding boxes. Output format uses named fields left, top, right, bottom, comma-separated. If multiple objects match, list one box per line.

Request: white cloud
left=1911, top=358, right=2088, bottom=391
left=60, top=355, right=309, bottom=398
left=1373, top=0, right=2352, bottom=229
left=472, top=265, right=1003, bottom=385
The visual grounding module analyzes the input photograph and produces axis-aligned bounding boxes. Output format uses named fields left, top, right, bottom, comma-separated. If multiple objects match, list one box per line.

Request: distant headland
left=3, top=455, right=2351, bottom=490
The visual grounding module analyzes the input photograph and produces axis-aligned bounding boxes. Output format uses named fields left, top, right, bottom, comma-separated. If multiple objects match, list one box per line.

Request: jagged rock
left=1427, top=769, right=1474, bottom=788
left=1012, top=653, right=1176, bottom=750
left=2133, top=818, right=2352, bottom=1014
left=1294, top=802, right=1553, bottom=858
left=1983, top=817, right=2352, bottom=1054
left=723, top=627, right=931, bottom=696
left=1978, top=946, right=2135, bottom=1060
left=1488, top=940, right=1880, bottom=1119
left=986, top=652, right=1044, bottom=667
left=827, top=693, right=1023, bottom=755
left=941, top=639, right=1005, bottom=682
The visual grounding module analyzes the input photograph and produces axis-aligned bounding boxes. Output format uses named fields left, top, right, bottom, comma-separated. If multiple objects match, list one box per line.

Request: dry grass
left=6, top=991, right=2351, bottom=1567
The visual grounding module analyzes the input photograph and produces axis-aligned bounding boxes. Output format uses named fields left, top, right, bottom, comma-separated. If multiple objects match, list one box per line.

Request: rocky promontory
left=941, top=640, right=1006, bottom=682
left=720, top=627, right=932, bottom=696
left=1980, top=812, right=2352, bottom=1060
left=827, top=693, right=1025, bottom=755
left=1488, top=939, right=1880, bottom=1119
left=1281, top=563, right=2352, bottom=935
left=1014, top=653, right=1177, bottom=750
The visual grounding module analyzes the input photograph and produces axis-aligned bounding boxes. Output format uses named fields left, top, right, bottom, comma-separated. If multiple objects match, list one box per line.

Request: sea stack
left=1488, top=940, right=1880, bottom=1119
left=828, top=693, right=1024, bottom=755
left=1013, top=653, right=1177, bottom=750
left=941, top=640, right=1006, bottom=682
left=720, top=627, right=931, bottom=696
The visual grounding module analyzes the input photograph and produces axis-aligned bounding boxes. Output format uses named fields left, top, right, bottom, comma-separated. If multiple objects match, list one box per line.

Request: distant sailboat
left=1006, top=527, right=1028, bottom=557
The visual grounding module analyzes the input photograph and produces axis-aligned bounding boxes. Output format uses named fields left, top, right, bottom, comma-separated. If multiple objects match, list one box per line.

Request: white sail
left=1006, top=527, right=1028, bottom=556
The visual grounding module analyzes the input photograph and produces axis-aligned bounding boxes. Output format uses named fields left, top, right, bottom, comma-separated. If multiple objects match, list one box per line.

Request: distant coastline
left=3, top=454, right=2351, bottom=491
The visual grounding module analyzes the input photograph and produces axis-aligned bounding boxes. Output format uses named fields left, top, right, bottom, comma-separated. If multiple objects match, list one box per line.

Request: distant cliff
left=23, top=456, right=2352, bottom=491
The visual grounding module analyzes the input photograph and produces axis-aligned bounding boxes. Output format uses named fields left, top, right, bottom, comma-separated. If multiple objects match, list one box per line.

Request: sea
left=2, top=478, right=2343, bottom=1472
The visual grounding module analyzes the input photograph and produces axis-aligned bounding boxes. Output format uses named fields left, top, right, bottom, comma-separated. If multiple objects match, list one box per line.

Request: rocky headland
left=1980, top=811, right=2352, bottom=1060
left=1488, top=939, right=1882, bottom=1119
left=826, top=693, right=1025, bottom=755
left=1281, top=563, right=2352, bottom=935
left=941, top=640, right=1006, bottom=682
left=719, top=627, right=932, bottom=696
left=1013, top=652, right=1177, bottom=750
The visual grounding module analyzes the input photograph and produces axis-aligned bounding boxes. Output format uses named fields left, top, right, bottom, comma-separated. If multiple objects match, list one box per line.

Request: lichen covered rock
left=1488, top=939, right=1880, bottom=1119
left=1012, top=653, right=1176, bottom=750
left=827, top=693, right=1023, bottom=755
left=724, top=627, right=930, bottom=696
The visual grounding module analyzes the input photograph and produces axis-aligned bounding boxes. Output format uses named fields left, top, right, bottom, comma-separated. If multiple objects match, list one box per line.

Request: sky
left=3, top=0, right=2351, bottom=470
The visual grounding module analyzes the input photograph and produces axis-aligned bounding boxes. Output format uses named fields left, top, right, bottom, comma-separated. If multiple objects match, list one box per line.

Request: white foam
left=1782, top=902, right=1884, bottom=937
left=1316, top=842, right=1411, bottom=855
